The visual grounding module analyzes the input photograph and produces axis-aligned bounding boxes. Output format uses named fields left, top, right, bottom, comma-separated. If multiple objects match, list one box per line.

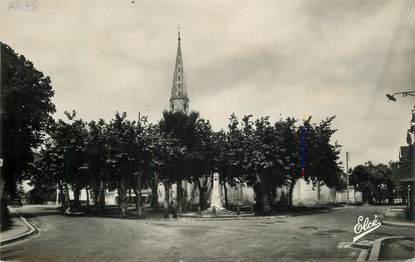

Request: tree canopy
left=1, top=43, right=56, bottom=229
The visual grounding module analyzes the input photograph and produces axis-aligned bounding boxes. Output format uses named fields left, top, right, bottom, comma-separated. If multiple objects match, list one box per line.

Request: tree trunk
left=362, top=189, right=370, bottom=205
left=163, top=182, right=170, bottom=218
left=164, top=183, right=170, bottom=207
left=0, top=174, right=8, bottom=230
left=57, top=182, right=65, bottom=207
left=86, top=187, right=90, bottom=211
left=133, top=187, right=140, bottom=217
left=253, top=175, right=271, bottom=215
left=91, top=183, right=98, bottom=207
left=288, top=179, right=296, bottom=208
left=270, top=186, right=277, bottom=210
left=223, top=181, right=228, bottom=209
left=317, top=181, right=321, bottom=206
left=254, top=182, right=262, bottom=212
left=195, top=178, right=208, bottom=211
left=128, top=188, right=132, bottom=207
left=136, top=172, right=142, bottom=217
left=93, top=187, right=98, bottom=207
left=177, top=178, right=183, bottom=214
left=118, top=179, right=128, bottom=218
left=263, top=189, right=271, bottom=214
left=150, top=175, right=159, bottom=208
left=97, top=178, right=105, bottom=215
left=63, top=183, right=70, bottom=211
left=73, top=186, right=80, bottom=209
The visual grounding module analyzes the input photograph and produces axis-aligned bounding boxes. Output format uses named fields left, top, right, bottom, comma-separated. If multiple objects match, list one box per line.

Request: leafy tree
left=211, top=114, right=251, bottom=210
left=350, top=164, right=372, bottom=204
left=224, top=114, right=342, bottom=213
left=51, top=111, right=88, bottom=210
left=106, top=112, right=141, bottom=217
left=350, top=161, right=394, bottom=204
left=26, top=140, right=60, bottom=204
left=86, top=119, right=108, bottom=213
left=273, top=117, right=299, bottom=208
left=132, top=115, right=154, bottom=217
left=290, top=117, right=343, bottom=207
left=158, top=110, right=203, bottom=213
left=374, top=163, right=394, bottom=204
left=212, top=130, right=232, bottom=208
left=152, top=125, right=186, bottom=215
left=187, top=118, right=216, bottom=210
left=156, top=110, right=221, bottom=212
left=245, top=116, right=298, bottom=214
left=247, top=116, right=275, bottom=214
left=145, top=124, right=163, bottom=208
left=0, top=43, right=55, bottom=228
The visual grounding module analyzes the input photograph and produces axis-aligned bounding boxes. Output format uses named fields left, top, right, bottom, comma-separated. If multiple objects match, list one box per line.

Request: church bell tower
left=169, top=29, right=189, bottom=114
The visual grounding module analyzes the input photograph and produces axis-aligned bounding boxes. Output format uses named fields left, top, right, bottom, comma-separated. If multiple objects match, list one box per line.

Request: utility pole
left=346, top=151, right=350, bottom=206
left=137, top=112, right=142, bottom=217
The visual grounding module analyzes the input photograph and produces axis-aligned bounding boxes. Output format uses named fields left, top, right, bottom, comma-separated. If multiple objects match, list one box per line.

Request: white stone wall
left=61, top=177, right=362, bottom=208
left=105, top=190, right=117, bottom=205
left=155, top=179, right=255, bottom=207
left=154, top=178, right=353, bottom=208
left=292, top=179, right=337, bottom=206
left=335, top=187, right=362, bottom=204
left=224, top=184, right=255, bottom=206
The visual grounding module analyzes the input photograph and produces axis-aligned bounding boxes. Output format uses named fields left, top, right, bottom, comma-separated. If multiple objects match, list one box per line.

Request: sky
left=1, top=0, right=414, bottom=168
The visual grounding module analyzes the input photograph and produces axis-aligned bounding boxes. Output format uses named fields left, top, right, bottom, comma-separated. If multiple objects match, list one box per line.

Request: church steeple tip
left=170, top=28, right=189, bottom=114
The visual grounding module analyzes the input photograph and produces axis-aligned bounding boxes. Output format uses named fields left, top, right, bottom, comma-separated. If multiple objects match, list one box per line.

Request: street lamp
left=386, top=91, right=415, bottom=101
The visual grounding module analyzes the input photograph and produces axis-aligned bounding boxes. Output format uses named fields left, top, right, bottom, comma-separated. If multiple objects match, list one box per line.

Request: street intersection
left=1, top=205, right=413, bottom=261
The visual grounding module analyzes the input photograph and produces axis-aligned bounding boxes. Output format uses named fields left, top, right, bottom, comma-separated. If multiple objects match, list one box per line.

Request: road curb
left=368, top=236, right=411, bottom=261
left=0, top=209, right=39, bottom=247
left=179, top=215, right=288, bottom=221
left=382, top=220, right=415, bottom=228
left=177, top=206, right=347, bottom=221
left=381, top=207, right=415, bottom=228
left=290, top=205, right=348, bottom=216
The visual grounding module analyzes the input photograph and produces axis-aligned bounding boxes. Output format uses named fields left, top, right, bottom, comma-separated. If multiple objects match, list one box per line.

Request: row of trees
left=28, top=110, right=344, bottom=216
left=350, top=161, right=397, bottom=205
left=1, top=42, right=344, bottom=227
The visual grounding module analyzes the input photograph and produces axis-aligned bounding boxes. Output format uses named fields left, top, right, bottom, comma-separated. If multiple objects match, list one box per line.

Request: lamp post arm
left=392, top=91, right=415, bottom=97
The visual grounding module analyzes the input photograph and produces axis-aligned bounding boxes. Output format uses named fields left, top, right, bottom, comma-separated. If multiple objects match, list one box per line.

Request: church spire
left=170, top=28, right=189, bottom=114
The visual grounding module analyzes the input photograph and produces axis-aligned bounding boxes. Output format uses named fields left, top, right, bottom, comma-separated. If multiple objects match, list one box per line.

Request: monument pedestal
left=207, top=172, right=224, bottom=211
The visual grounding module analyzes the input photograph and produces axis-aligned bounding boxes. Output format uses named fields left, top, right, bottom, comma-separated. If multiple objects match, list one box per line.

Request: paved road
left=0, top=205, right=413, bottom=261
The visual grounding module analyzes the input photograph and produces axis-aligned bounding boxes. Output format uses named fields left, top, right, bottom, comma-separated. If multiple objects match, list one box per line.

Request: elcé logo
left=353, top=215, right=382, bottom=242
